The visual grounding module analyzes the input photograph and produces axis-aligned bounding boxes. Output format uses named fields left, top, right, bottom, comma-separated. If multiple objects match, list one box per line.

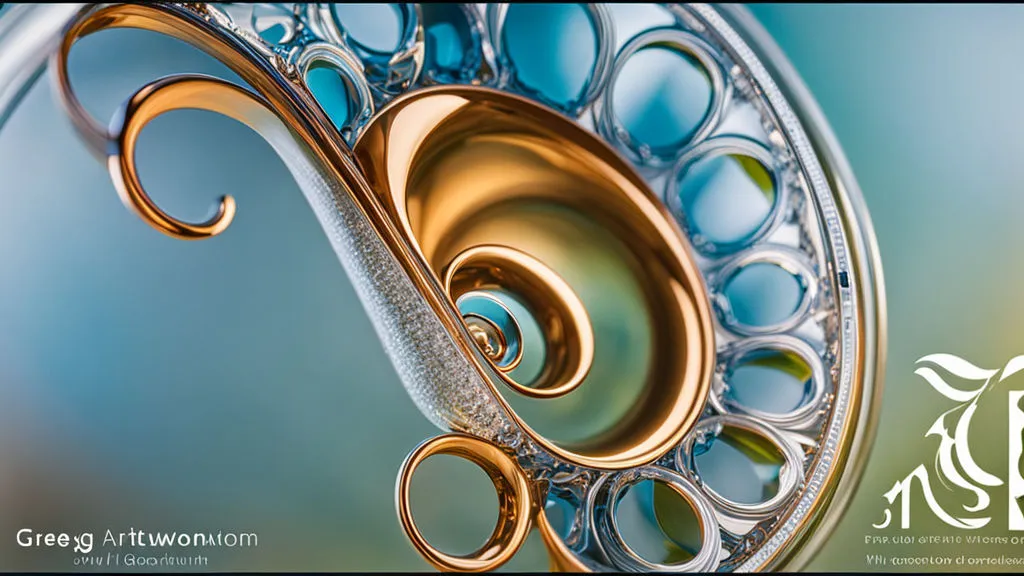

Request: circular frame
left=485, top=2, right=615, bottom=116
left=395, top=433, right=533, bottom=572
left=677, top=414, right=805, bottom=521
left=305, top=2, right=424, bottom=97
left=418, top=3, right=496, bottom=86
left=293, top=41, right=375, bottom=140
left=593, top=466, right=721, bottom=572
left=443, top=244, right=595, bottom=400
left=711, top=244, right=819, bottom=337
left=710, top=334, right=828, bottom=430
left=596, top=27, right=729, bottom=168
left=665, top=135, right=788, bottom=256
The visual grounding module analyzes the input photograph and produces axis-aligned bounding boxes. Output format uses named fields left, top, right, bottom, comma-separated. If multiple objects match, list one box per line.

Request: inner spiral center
left=456, top=290, right=525, bottom=372
left=353, top=85, right=715, bottom=470
left=466, top=314, right=505, bottom=361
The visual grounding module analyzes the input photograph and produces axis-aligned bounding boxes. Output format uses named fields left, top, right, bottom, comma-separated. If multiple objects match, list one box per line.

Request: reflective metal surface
left=0, top=3, right=885, bottom=572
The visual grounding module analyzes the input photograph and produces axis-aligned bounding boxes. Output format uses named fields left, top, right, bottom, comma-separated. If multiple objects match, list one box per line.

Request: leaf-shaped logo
left=914, top=353, right=997, bottom=403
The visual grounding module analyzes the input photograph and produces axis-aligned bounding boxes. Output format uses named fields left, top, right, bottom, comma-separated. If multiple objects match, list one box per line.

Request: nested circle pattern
left=207, top=3, right=850, bottom=571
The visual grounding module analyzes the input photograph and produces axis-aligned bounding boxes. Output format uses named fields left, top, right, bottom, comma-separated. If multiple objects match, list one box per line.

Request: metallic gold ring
left=395, top=433, right=533, bottom=572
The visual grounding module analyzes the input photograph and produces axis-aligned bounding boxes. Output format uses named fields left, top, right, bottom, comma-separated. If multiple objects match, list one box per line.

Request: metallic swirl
left=48, top=3, right=368, bottom=241
left=20, top=3, right=888, bottom=572
left=107, top=74, right=250, bottom=238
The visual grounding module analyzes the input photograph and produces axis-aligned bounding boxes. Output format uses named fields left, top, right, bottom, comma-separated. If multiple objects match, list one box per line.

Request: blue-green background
left=2, top=4, right=1024, bottom=572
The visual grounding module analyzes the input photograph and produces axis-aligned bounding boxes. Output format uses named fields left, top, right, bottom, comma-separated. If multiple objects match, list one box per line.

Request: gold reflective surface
left=396, top=432, right=590, bottom=572
left=355, top=85, right=715, bottom=470
left=444, top=244, right=593, bottom=399
left=33, top=3, right=887, bottom=571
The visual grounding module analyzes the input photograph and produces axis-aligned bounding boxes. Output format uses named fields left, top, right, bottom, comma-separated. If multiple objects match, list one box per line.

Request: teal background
left=1, top=3, right=1024, bottom=572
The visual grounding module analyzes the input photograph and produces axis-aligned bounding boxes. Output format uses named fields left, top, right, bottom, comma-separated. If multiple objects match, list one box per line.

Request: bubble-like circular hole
left=408, top=453, right=500, bottom=557
left=422, top=4, right=484, bottom=84
left=726, top=348, right=813, bottom=415
left=307, top=3, right=421, bottom=95
left=693, top=426, right=784, bottom=506
left=722, top=262, right=805, bottom=328
left=330, top=3, right=403, bottom=53
left=612, top=45, right=713, bottom=154
left=297, top=43, right=375, bottom=139
left=672, top=146, right=778, bottom=251
left=598, top=29, right=724, bottom=167
left=500, top=3, right=599, bottom=111
left=614, top=479, right=701, bottom=565
left=303, top=61, right=357, bottom=130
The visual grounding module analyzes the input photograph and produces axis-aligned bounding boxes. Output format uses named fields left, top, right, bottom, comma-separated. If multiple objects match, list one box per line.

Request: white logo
left=874, top=354, right=1024, bottom=530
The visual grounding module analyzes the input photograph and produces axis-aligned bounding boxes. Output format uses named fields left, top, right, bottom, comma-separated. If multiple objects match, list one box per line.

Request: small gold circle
left=395, top=434, right=533, bottom=572
left=465, top=314, right=509, bottom=363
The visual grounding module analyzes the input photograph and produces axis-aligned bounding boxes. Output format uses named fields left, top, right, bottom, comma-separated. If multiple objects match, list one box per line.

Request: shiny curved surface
left=0, top=2, right=885, bottom=572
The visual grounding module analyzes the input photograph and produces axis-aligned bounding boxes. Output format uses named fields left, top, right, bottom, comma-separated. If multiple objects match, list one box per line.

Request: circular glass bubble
left=726, top=347, right=812, bottom=416
left=307, top=3, right=423, bottom=96
left=594, top=468, right=720, bottom=572
left=598, top=29, right=725, bottom=166
left=296, top=44, right=374, bottom=141
left=421, top=4, right=488, bottom=85
left=669, top=139, right=781, bottom=254
left=693, top=427, right=784, bottom=506
left=680, top=415, right=804, bottom=520
left=720, top=261, right=807, bottom=331
left=612, top=47, right=712, bottom=153
left=304, top=63, right=357, bottom=130
left=712, top=336, right=827, bottom=430
left=615, top=479, right=702, bottom=565
left=492, top=3, right=611, bottom=114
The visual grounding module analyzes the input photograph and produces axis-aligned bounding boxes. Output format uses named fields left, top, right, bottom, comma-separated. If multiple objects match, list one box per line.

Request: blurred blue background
left=1, top=3, right=1024, bottom=572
